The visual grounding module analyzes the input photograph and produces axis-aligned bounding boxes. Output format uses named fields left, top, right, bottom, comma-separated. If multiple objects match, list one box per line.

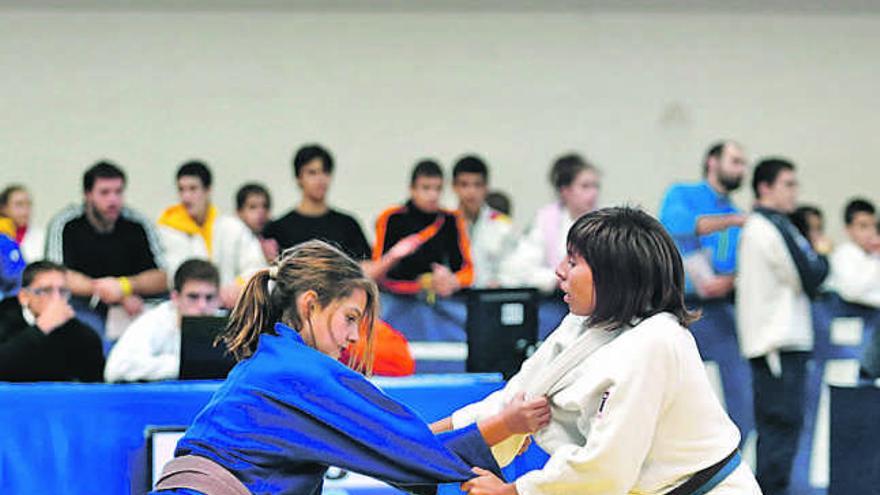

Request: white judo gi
left=452, top=312, right=761, bottom=494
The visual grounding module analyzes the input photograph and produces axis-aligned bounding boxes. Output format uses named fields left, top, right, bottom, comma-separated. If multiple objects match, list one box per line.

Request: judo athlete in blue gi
left=152, top=240, right=550, bottom=495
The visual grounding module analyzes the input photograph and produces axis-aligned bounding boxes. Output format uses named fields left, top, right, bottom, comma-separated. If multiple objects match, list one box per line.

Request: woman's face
left=3, top=189, right=32, bottom=228
left=306, top=288, right=368, bottom=360
left=556, top=252, right=596, bottom=316
left=559, top=169, right=600, bottom=218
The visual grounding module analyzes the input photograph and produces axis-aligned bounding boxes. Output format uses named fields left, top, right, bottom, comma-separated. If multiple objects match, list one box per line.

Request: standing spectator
left=500, top=153, right=600, bottom=293
left=157, top=161, right=265, bottom=308
left=44, top=162, right=167, bottom=338
left=104, top=259, right=220, bottom=382
left=235, top=183, right=278, bottom=263
left=373, top=160, right=473, bottom=298
left=0, top=185, right=44, bottom=262
left=825, top=198, right=880, bottom=306
left=451, top=155, right=517, bottom=288
left=736, top=158, right=829, bottom=495
left=0, top=219, right=25, bottom=299
left=0, top=261, right=104, bottom=382
left=658, top=141, right=753, bottom=438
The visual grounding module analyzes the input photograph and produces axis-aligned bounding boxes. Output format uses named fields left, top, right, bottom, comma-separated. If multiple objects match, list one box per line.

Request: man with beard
left=45, top=161, right=167, bottom=340
left=658, top=141, right=753, bottom=442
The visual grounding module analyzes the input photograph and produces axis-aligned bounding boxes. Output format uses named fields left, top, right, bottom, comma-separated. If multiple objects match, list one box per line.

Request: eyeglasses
left=26, top=286, right=72, bottom=299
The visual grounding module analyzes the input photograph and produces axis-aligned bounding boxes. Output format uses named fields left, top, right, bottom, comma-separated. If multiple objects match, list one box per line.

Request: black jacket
left=0, top=297, right=104, bottom=382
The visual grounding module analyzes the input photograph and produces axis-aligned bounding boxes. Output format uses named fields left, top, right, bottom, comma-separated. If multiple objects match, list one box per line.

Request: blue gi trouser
left=750, top=351, right=810, bottom=495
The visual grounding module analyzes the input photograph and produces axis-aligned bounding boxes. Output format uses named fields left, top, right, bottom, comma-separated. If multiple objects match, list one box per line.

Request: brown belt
left=154, top=455, right=251, bottom=495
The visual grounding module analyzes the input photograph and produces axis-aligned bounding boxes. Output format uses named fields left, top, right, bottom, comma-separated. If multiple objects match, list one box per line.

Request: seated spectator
left=373, top=160, right=473, bottom=298
left=104, top=259, right=220, bottom=382
left=158, top=161, right=265, bottom=308
left=0, top=220, right=26, bottom=299
left=264, top=144, right=371, bottom=259
left=500, top=153, right=600, bottom=293
left=451, top=155, right=517, bottom=288
left=485, top=190, right=512, bottom=217
left=235, top=183, right=278, bottom=263
left=825, top=198, right=880, bottom=307
left=44, top=161, right=167, bottom=335
left=0, top=185, right=44, bottom=262
left=790, top=204, right=833, bottom=256
left=0, top=261, right=104, bottom=382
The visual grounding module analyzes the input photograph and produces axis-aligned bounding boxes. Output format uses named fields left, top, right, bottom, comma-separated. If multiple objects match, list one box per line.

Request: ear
left=17, top=289, right=28, bottom=307
left=170, top=290, right=180, bottom=306
left=296, top=290, right=320, bottom=322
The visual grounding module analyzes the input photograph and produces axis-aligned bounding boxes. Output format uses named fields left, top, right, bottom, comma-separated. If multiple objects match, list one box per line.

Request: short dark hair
left=549, top=153, right=594, bottom=191
left=410, top=159, right=444, bottom=186
left=566, top=206, right=698, bottom=329
left=293, top=144, right=334, bottom=178
left=486, top=190, right=511, bottom=216
left=702, top=141, right=727, bottom=177
left=844, top=198, right=876, bottom=225
left=21, top=261, right=66, bottom=288
left=751, top=158, right=795, bottom=198
left=173, top=259, right=220, bottom=293
left=790, top=205, right=823, bottom=239
left=236, top=183, right=271, bottom=211
left=0, top=184, right=26, bottom=208
left=452, top=155, right=489, bottom=183
left=176, top=160, right=212, bottom=188
left=83, top=161, right=126, bottom=193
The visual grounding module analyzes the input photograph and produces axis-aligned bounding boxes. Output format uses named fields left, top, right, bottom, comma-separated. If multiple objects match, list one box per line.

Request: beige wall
left=1, top=8, right=877, bottom=240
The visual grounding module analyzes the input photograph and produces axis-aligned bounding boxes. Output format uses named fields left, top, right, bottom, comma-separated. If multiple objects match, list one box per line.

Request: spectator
left=373, top=159, right=473, bottom=298
left=790, top=204, right=825, bottom=245
left=0, top=185, right=44, bottom=262
left=0, top=261, right=104, bottom=382
left=158, top=161, right=265, bottom=308
left=658, top=140, right=753, bottom=438
left=736, top=158, right=829, bottom=495
left=451, top=155, right=517, bottom=288
left=824, top=198, right=880, bottom=307
left=104, top=259, right=220, bottom=382
left=485, top=190, right=512, bottom=217
left=235, top=183, right=278, bottom=263
left=0, top=220, right=25, bottom=299
left=264, top=144, right=371, bottom=260
left=500, top=153, right=600, bottom=293
left=44, top=161, right=167, bottom=336
left=660, top=141, right=747, bottom=299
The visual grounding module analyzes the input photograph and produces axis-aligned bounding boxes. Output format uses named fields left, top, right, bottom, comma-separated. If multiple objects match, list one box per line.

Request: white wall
left=1, top=7, right=877, bottom=240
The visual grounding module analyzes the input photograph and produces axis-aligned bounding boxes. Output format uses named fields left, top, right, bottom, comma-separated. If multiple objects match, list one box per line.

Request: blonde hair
left=220, top=240, right=378, bottom=374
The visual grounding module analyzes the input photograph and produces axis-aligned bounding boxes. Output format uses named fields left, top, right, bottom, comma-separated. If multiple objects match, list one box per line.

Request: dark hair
left=790, top=205, right=823, bottom=239
left=176, top=160, right=213, bottom=188
left=549, top=153, right=595, bottom=191
left=452, top=155, right=489, bottom=183
left=566, top=206, right=698, bottom=329
left=83, top=161, right=126, bottom=193
left=844, top=198, right=876, bottom=225
left=236, top=183, right=272, bottom=211
left=21, top=260, right=66, bottom=288
left=702, top=141, right=727, bottom=177
left=751, top=158, right=795, bottom=198
left=293, top=144, right=334, bottom=178
left=486, top=190, right=511, bottom=216
left=0, top=184, right=26, bottom=208
left=173, top=259, right=220, bottom=293
left=410, top=159, right=444, bottom=186
left=221, top=240, right=378, bottom=374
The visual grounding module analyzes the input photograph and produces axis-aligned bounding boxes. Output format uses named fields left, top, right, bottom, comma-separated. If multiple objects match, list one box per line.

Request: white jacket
left=466, top=205, right=518, bottom=288
left=452, top=313, right=757, bottom=494
left=735, top=213, right=813, bottom=358
left=159, top=214, right=265, bottom=287
left=824, top=241, right=880, bottom=308
left=104, top=301, right=179, bottom=382
left=499, top=203, right=573, bottom=293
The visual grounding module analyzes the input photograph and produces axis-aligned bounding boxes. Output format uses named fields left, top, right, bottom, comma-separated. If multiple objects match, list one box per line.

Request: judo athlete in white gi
left=434, top=207, right=761, bottom=495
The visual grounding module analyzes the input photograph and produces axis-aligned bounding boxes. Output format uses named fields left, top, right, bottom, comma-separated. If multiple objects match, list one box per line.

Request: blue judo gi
left=152, top=323, right=501, bottom=495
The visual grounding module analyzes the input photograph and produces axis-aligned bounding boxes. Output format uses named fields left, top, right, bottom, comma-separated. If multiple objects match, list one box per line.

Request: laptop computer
left=179, top=316, right=236, bottom=380
left=465, top=288, right=539, bottom=379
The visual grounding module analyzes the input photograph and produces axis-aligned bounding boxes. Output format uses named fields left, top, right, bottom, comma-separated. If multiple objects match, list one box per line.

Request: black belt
left=666, top=450, right=740, bottom=495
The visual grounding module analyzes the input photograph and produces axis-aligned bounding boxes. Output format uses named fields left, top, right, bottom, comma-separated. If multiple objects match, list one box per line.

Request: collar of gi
left=274, top=322, right=305, bottom=345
